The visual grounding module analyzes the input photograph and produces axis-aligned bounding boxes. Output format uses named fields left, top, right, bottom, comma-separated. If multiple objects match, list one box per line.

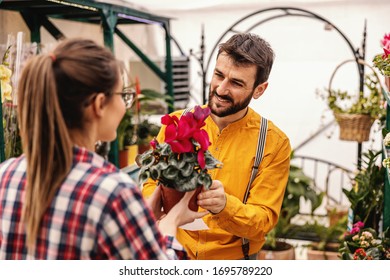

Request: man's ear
left=91, top=93, right=107, bottom=118
left=253, top=82, right=268, bottom=99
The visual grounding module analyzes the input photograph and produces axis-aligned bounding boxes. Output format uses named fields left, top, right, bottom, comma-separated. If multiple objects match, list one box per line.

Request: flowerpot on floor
left=257, top=241, right=295, bottom=260
left=385, top=76, right=390, bottom=91
left=160, top=185, right=201, bottom=213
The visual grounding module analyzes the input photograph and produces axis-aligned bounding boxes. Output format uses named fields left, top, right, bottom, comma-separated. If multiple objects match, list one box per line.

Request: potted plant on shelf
left=117, top=110, right=136, bottom=168
left=136, top=105, right=222, bottom=213
left=318, top=59, right=386, bottom=142
left=136, top=119, right=161, bottom=154
left=372, top=33, right=390, bottom=90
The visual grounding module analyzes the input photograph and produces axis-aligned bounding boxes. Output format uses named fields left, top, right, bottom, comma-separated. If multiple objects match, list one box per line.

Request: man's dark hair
left=218, top=33, right=275, bottom=88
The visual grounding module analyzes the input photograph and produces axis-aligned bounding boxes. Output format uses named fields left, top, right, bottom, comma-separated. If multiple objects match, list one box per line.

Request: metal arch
left=203, top=6, right=364, bottom=104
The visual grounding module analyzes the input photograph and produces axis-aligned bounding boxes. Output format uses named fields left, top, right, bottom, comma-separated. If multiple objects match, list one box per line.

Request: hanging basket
left=334, top=112, right=374, bottom=142
left=328, top=59, right=384, bottom=143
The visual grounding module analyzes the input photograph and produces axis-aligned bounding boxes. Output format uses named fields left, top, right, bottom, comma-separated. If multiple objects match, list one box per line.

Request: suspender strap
left=181, top=107, right=192, bottom=116
left=241, top=116, right=268, bottom=260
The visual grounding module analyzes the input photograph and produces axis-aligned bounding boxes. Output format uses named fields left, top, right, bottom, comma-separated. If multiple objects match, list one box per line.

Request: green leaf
left=162, top=165, right=179, bottom=180
left=181, top=162, right=194, bottom=177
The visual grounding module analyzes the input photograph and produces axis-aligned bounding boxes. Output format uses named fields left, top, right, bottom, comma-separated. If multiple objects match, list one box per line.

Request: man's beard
left=208, top=88, right=253, bottom=117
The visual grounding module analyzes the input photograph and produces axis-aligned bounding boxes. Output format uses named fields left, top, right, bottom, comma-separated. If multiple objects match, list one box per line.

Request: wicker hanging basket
left=328, top=59, right=384, bottom=142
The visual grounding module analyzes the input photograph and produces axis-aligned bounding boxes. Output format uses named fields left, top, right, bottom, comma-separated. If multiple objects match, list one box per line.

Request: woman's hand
left=158, top=190, right=209, bottom=237
left=145, top=185, right=166, bottom=221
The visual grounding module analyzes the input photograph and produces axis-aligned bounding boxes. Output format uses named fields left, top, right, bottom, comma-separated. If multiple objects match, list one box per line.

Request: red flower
left=162, top=106, right=211, bottom=155
left=353, top=248, right=367, bottom=260
left=383, top=47, right=390, bottom=60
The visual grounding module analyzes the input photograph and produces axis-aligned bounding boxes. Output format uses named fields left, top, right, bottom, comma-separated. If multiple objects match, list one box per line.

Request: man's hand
left=197, top=180, right=226, bottom=214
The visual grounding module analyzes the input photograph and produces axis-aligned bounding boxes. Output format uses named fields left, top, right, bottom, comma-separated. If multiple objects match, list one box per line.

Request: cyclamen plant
left=137, top=105, right=222, bottom=192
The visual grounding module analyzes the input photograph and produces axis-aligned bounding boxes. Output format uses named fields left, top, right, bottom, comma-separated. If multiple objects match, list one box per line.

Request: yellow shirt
left=142, top=107, right=291, bottom=259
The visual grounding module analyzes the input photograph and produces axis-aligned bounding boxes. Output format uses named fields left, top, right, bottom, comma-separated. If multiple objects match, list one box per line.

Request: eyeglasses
left=83, top=88, right=136, bottom=109
left=112, top=88, right=136, bottom=109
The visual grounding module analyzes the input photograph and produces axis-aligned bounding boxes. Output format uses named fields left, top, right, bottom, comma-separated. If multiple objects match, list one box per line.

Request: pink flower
left=380, top=33, right=390, bottom=48
left=162, top=106, right=211, bottom=154
left=150, top=138, right=158, bottom=149
left=354, top=221, right=364, bottom=229
left=383, top=47, right=390, bottom=60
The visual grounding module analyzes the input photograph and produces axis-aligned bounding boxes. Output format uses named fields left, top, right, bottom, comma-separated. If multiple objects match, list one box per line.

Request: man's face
left=208, top=53, right=258, bottom=118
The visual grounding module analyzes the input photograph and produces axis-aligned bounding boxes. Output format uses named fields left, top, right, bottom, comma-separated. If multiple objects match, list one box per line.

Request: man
left=142, top=33, right=291, bottom=260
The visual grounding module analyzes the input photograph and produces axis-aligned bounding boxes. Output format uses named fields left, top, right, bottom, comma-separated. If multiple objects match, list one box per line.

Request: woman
left=0, top=38, right=205, bottom=259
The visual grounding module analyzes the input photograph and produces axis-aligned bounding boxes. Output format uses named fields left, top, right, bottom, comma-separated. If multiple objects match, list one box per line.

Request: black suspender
left=241, top=116, right=268, bottom=259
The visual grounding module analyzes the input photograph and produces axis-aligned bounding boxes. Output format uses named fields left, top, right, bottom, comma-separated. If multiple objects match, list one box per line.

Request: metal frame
left=0, top=0, right=175, bottom=166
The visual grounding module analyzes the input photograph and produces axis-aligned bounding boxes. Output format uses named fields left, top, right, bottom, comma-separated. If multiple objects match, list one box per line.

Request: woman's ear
left=91, top=93, right=107, bottom=118
left=253, top=82, right=268, bottom=99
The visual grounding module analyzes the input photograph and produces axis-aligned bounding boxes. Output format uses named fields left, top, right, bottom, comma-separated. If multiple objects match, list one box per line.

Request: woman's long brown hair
left=17, top=38, right=119, bottom=248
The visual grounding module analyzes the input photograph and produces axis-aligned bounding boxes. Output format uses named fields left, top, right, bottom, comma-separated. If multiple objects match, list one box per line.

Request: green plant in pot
left=117, top=110, right=135, bottom=151
left=136, top=119, right=161, bottom=154
left=260, top=158, right=324, bottom=257
left=342, top=149, right=385, bottom=232
left=372, top=33, right=390, bottom=76
left=318, top=59, right=386, bottom=142
left=304, top=215, right=347, bottom=260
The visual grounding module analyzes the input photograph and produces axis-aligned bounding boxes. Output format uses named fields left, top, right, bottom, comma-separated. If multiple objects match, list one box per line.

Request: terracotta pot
left=385, top=76, right=390, bottom=91
left=306, top=249, right=340, bottom=260
left=257, top=241, right=295, bottom=260
left=138, top=143, right=151, bottom=154
left=306, top=242, right=340, bottom=260
left=119, top=149, right=128, bottom=168
left=160, top=185, right=201, bottom=213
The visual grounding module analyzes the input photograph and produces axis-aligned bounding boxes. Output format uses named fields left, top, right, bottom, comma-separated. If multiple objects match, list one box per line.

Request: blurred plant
left=342, top=150, right=384, bottom=232
left=1, top=45, right=22, bottom=161
left=339, top=221, right=390, bottom=260
left=372, top=33, right=390, bottom=76
left=263, top=156, right=324, bottom=250
left=318, top=73, right=385, bottom=119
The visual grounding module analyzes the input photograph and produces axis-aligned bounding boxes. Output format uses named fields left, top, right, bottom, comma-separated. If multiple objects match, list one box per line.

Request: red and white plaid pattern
left=0, top=146, right=184, bottom=259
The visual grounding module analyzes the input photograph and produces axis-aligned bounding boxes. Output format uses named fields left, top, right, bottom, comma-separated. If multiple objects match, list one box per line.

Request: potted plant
left=136, top=119, right=161, bottom=154
left=116, top=110, right=135, bottom=168
left=342, top=149, right=385, bottom=232
left=372, top=33, right=390, bottom=90
left=137, top=105, right=222, bottom=213
left=339, top=221, right=390, bottom=260
left=318, top=60, right=386, bottom=142
left=258, top=160, right=324, bottom=259
left=305, top=215, right=347, bottom=260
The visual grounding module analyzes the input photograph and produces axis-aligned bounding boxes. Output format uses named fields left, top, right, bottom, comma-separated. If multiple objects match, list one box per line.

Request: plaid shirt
left=0, top=146, right=185, bottom=259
